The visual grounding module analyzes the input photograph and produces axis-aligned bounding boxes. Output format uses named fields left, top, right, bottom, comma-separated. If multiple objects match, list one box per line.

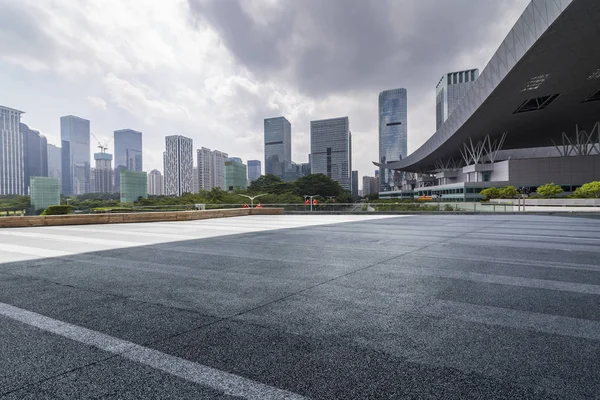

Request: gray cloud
left=189, top=0, right=528, bottom=98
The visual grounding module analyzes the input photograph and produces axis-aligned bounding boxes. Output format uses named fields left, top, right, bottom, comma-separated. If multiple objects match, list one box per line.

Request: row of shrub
left=480, top=181, right=600, bottom=199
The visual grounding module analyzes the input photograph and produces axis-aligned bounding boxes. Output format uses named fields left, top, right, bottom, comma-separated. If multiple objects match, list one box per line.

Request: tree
left=536, top=182, right=563, bottom=198
left=479, top=187, right=500, bottom=199
left=499, top=186, right=518, bottom=198
left=293, top=174, right=345, bottom=198
left=573, top=181, right=600, bottom=198
left=248, top=174, right=287, bottom=194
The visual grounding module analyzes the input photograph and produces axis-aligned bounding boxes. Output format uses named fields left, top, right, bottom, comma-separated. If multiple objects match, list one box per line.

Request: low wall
left=490, top=198, right=600, bottom=206
left=0, top=207, right=283, bottom=228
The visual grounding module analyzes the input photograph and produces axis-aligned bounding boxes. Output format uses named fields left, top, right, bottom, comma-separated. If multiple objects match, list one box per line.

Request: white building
left=435, top=69, right=479, bottom=129
left=147, top=169, right=164, bottom=196
left=211, top=150, right=228, bottom=190
left=197, top=147, right=213, bottom=191
left=164, top=135, right=193, bottom=196
left=0, top=105, right=24, bottom=195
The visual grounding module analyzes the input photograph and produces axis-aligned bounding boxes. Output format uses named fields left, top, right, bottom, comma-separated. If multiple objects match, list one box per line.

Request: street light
left=238, top=194, right=267, bottom=208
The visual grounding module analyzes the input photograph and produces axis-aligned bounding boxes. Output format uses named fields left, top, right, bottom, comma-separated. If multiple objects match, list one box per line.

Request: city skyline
left=0, top=1, right=531, bottom=188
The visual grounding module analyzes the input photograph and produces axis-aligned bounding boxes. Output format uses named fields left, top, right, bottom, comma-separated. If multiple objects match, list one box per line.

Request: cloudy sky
left=0, top=0, right=529, bottom=187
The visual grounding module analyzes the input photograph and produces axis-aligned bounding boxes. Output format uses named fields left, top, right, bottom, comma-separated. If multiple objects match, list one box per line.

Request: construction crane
left=90, top=132, right=112, bottom=153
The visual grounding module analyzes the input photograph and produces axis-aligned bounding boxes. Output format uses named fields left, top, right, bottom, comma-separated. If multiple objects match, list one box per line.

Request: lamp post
left=238, top=194, right=267, bottom=208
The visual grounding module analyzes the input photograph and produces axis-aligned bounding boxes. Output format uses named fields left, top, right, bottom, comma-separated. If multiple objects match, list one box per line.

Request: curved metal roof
left=375, top=0, right=600, bottom=172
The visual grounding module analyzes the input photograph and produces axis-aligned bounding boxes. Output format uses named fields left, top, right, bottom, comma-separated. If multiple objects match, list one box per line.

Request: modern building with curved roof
left=375, top=0, right=600, bottom=200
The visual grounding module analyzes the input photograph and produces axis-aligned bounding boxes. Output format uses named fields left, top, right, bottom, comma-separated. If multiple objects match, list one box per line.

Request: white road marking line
left=0, top=230, right=141, bottom=247
left=0, top=243, right=71, bottom=258
left=0, top=302, right=307, bottom=400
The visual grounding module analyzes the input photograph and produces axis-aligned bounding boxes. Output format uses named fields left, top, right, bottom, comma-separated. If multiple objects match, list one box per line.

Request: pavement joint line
left=0, top=302, right=308, bottom=400
left=465, top=232, right=600, bottom=241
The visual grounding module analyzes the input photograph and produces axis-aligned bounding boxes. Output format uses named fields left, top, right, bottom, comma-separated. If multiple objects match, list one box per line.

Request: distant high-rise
left=192, top=167, right=199, bottom=193
left=211, top=150, right=228, bottom=190
left=21, top=123, right=48, bottom=194
left=310, top=117, right=352, bottom=190
left=264, top=117, right=291, bottom=179
left=61, top=115, right=90, bottom=195
left=30, top=177, right=60, bottom=211
left=197, top=147, right=213, bottom=191
left=120, top=170, right=147, bottom=203
left=362, top=176, right=378, bottom=196
left=0, top=106, right=25, bottom=195
left=379, top=89, right=407, bottom=192
left=436, top=69, right=479, bottom=129
left=351, top=170, right=358, bottom=197
left=147, top=169, right=164, bottom=196
left=114, top=129, right=142, bottom=191
left=47, top=143, right=62, bottom=188
left=247, top=160, right=261, bottom=182
left=91, top=152, right=113, bottom=193
left=225, top=159, right=247, bottom=191
left=164, top=135, right=193, bottom=196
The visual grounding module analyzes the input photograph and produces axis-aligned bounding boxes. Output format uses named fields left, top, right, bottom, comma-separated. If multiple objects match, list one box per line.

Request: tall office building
left=147, top=169, right=164, bottom=196
left=211, top=150, right=228, bottom=190
left=436, top=69, right=479, bottom=129
left=120, top=170, right=148, bottom=203
left=362, top=176, right=378, bottom=196
left=310, top=117, right=352, bottom=190
left=264, top=117, right=291, bottom=180
left=114, top=129, right=142, bottom=191
left=47, top=143, right=61, bottom=187
left=351, top=170, right=359, bottom=197
left=192, top=167, right=199, bottom=193
left=61, top=115, right=90, bottom=195
left=379, top=89, right=407, bottom=192
left=30, top=177, right=60, bottom=211
left=21, top=123, right=48, bottom=194
left=91, top=152, right=113, bottom=193
left=164, top=135, right=193, bottom=196
left=0, top=106, right=25, bottom=195
left=225, top=158, right=247, bottom=191
left=247, top=160, right=261, bottom=182
left=197, top=147, right=213, bottom=191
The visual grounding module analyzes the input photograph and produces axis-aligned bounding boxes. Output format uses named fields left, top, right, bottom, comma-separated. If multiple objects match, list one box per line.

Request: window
left=583, top=88, right=600, bottom=103
left=459, top=72, right=463, bottom=83
left=471, top=70, right=476, bottom=81
left=513, top=94, right=560, bottom=113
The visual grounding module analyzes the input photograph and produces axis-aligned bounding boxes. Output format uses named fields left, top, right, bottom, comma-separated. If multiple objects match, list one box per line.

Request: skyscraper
left=147, top=169, right=164, bottom=196
left=61, top=115, right=91, bottom=195
left=114, top=129, right=142, bottom=191
left=264, top=116, right=291, bottom=180
left=436, top=69, right=479, bottom=129
left=164, top=135, right=193, bottom=196
left=379, top=89, right=407, bottom=192
left=197, top=147, right=213, bottom=191
left=0, top=106, right=24, bottom=195
left=310, top=117, right=352, bottom=190
left=91, top=152, right=113, bottom=193
left=192, top=167, right=199, bottom=193
left=351, top=170, right=359, bottom=197
left=211, top=150, right=228, bottom=190
left=47, top=143, right=61, bottom=188
left=247, top=160, right=261, bottom=182
left=21, top=123, right=48, bottom=194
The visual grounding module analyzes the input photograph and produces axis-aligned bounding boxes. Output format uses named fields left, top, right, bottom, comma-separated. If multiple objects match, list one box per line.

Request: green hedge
left=41, top=205, right=73, bottom=215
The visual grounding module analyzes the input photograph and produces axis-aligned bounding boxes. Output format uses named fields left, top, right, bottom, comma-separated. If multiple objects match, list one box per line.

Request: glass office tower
left=435, top=69, right=479, bottom=129
left=61, top=115, right=90, bottom=195
left=264, top=117, right=291, bottom=180
left=0, top=106, right=24, bottom=195
left=114, top=129, right=142, bottom=191
left=379, top=89, right=407, bottom=192
left=310, top=117, right=352, bottom=190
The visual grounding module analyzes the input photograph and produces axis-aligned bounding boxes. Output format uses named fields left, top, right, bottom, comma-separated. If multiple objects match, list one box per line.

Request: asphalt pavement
left=0, top=214, right=599, bottom=399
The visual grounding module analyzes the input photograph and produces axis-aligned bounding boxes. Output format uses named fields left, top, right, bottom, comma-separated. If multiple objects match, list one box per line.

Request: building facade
left=164, top=135, right=193, bottom=196
left=211, top=150, right=228, bottom=190
left=197, top=147, right=213, bottom=191
left=351, top=170, right=359, bottom=197
left=21, top=123, right=48, bottom=194
left=120, top=170, right=148, bottom=203
left=0, top=106, right=24, bottom=195
left=47, top=143, right=61, bottom=189
left=264, top=117, right=291, bottom=180
left=310, top=117, right=352, bottom=190
left=247, top=160, right=261, bottom=182
left=61, top=115, right=90, bottom=195
left=362, top=176, right=378, bottom=196
left=225, top=159, right=247, bottom=191
left=114, top=129, right=142, bottom=192
left=147, top=169, right=164, bottom=196
left=91, top=152, right=113, bottom=193
left=379, top=89, right=407, bottom=192
left=30, top=177, right=60, bottom=211
left=435, top=69, right=479, bottom=129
